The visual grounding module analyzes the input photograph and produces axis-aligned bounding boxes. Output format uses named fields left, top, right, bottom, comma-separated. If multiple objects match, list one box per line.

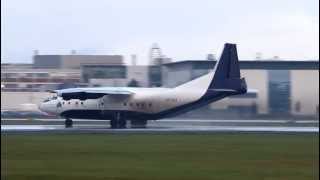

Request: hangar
left=161, top=60, right=319, bottom=118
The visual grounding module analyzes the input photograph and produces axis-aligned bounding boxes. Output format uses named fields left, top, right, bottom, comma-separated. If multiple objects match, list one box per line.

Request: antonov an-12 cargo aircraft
left=39, top=43, right=247, bottom=128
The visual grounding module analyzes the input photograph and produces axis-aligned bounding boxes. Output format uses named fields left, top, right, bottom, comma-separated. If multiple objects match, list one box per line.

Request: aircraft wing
left=50, top=88, right=134, bottom=100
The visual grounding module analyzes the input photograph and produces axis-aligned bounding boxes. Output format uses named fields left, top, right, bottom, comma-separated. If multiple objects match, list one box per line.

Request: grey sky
left=1, top=0, right=319, bottom=64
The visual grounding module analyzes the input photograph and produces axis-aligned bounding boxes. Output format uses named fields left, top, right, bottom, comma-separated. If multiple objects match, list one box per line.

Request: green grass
left=1, top=134, right=318, bottom=180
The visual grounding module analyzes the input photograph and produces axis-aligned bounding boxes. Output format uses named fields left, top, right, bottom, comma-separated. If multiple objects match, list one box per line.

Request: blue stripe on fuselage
left=60, top=90, right=238, bottom=120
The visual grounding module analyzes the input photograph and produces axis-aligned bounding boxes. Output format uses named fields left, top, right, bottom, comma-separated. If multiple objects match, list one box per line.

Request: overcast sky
left=1, top=0, right=319, bottom=64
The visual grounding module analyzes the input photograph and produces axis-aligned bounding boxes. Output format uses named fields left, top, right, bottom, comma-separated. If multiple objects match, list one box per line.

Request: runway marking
left=2, top=118, right=319, bottom=123
left=1, top=125, right=318, bottom=133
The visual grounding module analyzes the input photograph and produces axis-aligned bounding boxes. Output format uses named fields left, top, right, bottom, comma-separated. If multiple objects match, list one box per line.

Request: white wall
left=210, top=70, right=269, bottom=114
left=291, top=70, right=319, bottom=115
left=127, top=66, right=149, bottom=87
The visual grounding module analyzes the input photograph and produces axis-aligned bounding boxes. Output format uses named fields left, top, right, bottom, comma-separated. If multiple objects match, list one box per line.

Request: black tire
left=130, top=120, right=147, bottom=128
left=110, top=112, right=126, bottom=129
left=65, top=118, right=73, bottom=128
left=110, top=119, right=117, bottom=129
left=119, top=119, right=126, bottom=129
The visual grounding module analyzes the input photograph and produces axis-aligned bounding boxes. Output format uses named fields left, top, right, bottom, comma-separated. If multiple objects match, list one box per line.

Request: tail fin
left=209, top=43, right=247, bottom=94
left=175, top=43, right=247, bottom=95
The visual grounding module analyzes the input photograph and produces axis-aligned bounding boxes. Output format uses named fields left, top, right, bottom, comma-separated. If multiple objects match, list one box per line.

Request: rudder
left=209, top=43, right=247, bottom=94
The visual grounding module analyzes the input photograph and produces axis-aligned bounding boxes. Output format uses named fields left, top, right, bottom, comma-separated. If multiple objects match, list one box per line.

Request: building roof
left=163, top=60, right=319, bottom=70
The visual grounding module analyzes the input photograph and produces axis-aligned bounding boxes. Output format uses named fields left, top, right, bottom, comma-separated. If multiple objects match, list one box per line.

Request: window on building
left=268, top=70, right=291, bottom=115
left=82, top=66, right=127, bottom=80
left=295, top=102, right=301, bottom=112
left=36, top=73, right=50, bottom=78
left=26, top=84, right=33, bottom=88
left=149, top=66, right=162, bottom=87
left=4, top=84, right=18, bottom=88
left=26, top=73, right=34, bottom=78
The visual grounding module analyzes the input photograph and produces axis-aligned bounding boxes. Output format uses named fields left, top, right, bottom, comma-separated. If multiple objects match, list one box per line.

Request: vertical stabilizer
left=209, top=43, right=247, bottom=93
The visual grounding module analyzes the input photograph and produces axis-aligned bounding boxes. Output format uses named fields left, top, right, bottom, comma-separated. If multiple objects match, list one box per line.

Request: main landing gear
left=109, top=112, right=149, bottom=129
left=65, top=118, right=73, bottom=128
left=130, top=120, right=147, bottom=128
left=109, top=119, right=148, bottom=129
left=110, top=112, right=126, bottom=129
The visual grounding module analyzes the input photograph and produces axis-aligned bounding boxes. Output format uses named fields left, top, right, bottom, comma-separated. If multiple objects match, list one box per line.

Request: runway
left=1, top=118, right=318, bottom=134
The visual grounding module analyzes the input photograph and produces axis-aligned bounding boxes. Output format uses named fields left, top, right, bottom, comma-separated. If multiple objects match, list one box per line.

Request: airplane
left=39, top=43, right=247, bottom=128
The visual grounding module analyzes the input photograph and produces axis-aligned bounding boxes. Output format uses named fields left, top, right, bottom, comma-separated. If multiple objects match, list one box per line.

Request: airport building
left=162, top=60, right=319, bottom=118
left=1, top=65, right=83, bottom=92
left=1, top=54, right=149, bottom=92
left=1, top=54, right=319, bottom=119
left=81, top=64, right=149, bottom=87
left=33, top=54, right=124, bottom=69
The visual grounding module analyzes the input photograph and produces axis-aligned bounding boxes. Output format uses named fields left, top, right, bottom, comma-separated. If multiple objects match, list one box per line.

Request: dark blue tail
left=209, top=43, right=247, bottom=94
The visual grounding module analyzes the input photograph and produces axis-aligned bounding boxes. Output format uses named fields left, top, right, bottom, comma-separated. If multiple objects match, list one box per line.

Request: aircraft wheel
left=119, top=118, right=126, bottom=129
left=110, top=119, right=117, bottom=129
left=65, top=118, right=73, bottom=128
left=130, top=120, right=147, bottom=128
left=110, top=112, right=126, bottom=129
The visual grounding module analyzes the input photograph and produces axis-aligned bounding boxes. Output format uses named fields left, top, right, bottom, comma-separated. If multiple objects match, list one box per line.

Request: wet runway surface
left=1, top=119, right=318, bottom=134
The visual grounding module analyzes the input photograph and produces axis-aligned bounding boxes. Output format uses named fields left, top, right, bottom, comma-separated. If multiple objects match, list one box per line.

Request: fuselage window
left=81, top=102, right=84, bottom=105
left=129, top=103, right=133, bottom=106
left=136, top=103, right=140, bottom=107
left=101, top=102, right=104, bottom=106
left=149, top=103, right=152, bottom=107
left=62, top=101, right=65, bottom=105
left=68, top=101, right=71, bottom=105
left=124, top=102, right=127, bottom=106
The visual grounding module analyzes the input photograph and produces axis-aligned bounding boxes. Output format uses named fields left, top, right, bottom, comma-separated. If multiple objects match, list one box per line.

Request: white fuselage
left=39, top=72, right=217, bottom=120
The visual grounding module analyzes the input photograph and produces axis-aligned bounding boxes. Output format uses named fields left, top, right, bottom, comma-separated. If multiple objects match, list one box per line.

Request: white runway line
left=160, top=119, right=319, bottom=123
left=2, top=118, right=319, bottom=123
left=1, top=125, right=318, bottom=133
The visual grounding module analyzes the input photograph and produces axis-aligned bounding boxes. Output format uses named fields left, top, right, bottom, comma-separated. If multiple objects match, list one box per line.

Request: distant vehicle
left=39, top=43, right=248, bottom=128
